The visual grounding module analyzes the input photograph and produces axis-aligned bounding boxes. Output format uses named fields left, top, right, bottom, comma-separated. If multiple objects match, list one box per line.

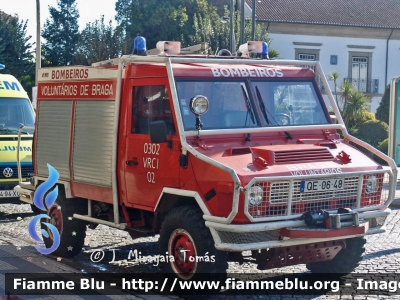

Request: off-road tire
left=30, top=204, right=42, bottom=214
left=306, top=237, right=366, bottom=273
left=159, top=205, right=228, bottom=280
left=41, top=187, right=87, bottom=257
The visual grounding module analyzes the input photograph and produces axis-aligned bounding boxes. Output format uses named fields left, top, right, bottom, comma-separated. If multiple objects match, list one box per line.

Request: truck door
left=123, top=79, right=180, bottom=209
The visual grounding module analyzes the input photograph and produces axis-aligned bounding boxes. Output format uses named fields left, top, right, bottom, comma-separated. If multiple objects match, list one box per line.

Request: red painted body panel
left=33, top=61, right=386, bottom=226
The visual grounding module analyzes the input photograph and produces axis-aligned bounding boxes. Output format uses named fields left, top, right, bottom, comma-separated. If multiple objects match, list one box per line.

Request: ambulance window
left=0, top=98, right=35, bottom=132
left=131, top=85, right=175, bottom=135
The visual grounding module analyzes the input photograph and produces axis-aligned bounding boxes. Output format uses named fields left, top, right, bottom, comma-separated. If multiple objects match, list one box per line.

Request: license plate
left=300, top=179, right=344, bottom=193
left=0, top=190, right=20, bottom=198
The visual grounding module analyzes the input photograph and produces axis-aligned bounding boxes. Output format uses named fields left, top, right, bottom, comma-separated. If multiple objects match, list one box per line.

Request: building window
left=351, top=56, right=368, bottom=92
left=295, top=48, right=322, bottom=90
left=346, top=52, right=377, bottom=94
left=299, top=53, right=316, bottom=61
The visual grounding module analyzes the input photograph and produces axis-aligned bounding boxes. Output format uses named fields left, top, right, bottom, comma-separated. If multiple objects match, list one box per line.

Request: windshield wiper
left=255, top=86, right=293, bottom=139
left=255, top=86, right=271, bottom=125
left=241, top=85, right=255, bottom=126
left=0, top=125, right=30, bottom=134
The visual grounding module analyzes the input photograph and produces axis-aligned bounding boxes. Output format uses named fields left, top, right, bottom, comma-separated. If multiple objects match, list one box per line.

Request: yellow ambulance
left=0, top=69, right=35, bottom=204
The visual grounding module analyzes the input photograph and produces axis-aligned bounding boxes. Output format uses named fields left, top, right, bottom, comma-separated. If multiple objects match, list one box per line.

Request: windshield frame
left=175, top=76, right=333, bottom=134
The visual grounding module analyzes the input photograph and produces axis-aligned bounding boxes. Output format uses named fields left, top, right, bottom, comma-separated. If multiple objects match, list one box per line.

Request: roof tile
left=247, top=0, right=400, bottom=28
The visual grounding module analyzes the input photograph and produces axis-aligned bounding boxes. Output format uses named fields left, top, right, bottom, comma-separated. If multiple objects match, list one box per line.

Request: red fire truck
left=16, top=40, right=397, bottom=279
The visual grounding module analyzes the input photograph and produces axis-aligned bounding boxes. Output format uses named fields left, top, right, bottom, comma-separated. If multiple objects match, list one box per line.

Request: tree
left=115, top=0, right=278, bottom=56
left=342, top=90, right=370, bottom=128
left=75, top=17, right=123, bottom=66
left=42, top=0, right=79, bottom=66
left=339, top=79, right=353, bottom=115
left=354, top=120, right=388, bottom=150
left=327, top=71, right=340, bottom=110
left=0, top=11, right=35, bottom=96
left=375, top=84, right=390, bottom=124
left=116, top=0, right=194, bottom=52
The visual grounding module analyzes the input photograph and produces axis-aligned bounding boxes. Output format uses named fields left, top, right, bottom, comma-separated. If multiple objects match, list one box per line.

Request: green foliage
left=116, top=0, right=201, bottom=51
left=42, top=0, right=80, bottom=66
left=354, top=120, right=388, bottom=149
left=115, top=0, right=278, bottom=55
left=351, top=111, right=375, bottom=128
left=378, top=138, right=389, bottom=154
left=327, top=71, right=340, bottom=110
left=0, top=12, right=35, bottom=97
left=342, top=90, right=370, bottom=128
left=75, top=17, right=123, bottom=66
left=375, top=84, right=390, bottom=124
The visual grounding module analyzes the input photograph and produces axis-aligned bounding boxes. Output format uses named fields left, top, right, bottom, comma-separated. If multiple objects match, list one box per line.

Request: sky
left=1, top=0, right=117, bottom=45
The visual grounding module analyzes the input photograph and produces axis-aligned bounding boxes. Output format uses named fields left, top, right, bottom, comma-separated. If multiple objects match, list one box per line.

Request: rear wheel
left=42, top=187, right=87, bottom=257
left=306, top=237, right=366, bottom=273
left=30, top=204, right=42, bottom=214
left=159, top=206, right=228, bottom=280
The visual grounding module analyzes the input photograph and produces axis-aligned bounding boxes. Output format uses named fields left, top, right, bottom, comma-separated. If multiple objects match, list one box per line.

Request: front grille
left=269, top=177, right=359, bottom=204
left=0, top=165, right=33, bottom=179
left=246, top=172, right=390, bottom=220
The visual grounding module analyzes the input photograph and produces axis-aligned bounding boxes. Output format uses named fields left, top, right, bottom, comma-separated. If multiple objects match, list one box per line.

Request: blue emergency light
left=260, top=41, right=269, bottom=59
left=133, top=36, right=147, bottom=56
left=0, top=64, right=5, bottom=70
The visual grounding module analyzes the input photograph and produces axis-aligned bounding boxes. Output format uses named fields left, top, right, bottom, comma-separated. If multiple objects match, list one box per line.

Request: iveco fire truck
left=15, top=39, right=397, bottom=279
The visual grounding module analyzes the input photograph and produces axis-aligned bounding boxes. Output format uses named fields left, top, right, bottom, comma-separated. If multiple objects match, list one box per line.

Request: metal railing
left=344, top=78, right=379, bottom=94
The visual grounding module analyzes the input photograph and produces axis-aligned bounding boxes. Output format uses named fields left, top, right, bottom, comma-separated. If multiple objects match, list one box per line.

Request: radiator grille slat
left=273, top=148, right=333, bottom=164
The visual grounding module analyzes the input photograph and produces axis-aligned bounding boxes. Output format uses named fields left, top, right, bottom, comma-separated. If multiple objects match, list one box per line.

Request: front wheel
left=306, top=237, right=366, bottom=273
left=41, top=187, right=87, bottom=257
left=159, top=206, right=228, bottom=280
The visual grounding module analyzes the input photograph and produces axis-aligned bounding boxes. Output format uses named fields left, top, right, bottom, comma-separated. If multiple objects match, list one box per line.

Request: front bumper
left=0, top=181, right=22, bottom=203
left=206, top=208, right=390, bottom=252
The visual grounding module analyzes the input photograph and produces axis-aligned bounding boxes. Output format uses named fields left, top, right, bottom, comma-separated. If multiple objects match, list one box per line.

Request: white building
left=246, top=0, right=400, bottom=113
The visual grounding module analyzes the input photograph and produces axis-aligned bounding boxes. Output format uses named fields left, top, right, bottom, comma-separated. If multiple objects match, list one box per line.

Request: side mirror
left=150, top=120, right=168, bottom=143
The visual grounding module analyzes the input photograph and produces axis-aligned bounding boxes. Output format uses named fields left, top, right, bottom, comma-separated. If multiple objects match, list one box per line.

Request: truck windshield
left=0, top=98, right=35, bottom=134
left=176, top=79, right=330, bottom=131
left=176, top=80, right=259, bottom=131
left=250, top=80, right=330, bottom=126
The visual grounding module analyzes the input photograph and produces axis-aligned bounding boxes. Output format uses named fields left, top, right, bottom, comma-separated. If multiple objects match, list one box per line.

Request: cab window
left=131, top=85, right=175, bottom=135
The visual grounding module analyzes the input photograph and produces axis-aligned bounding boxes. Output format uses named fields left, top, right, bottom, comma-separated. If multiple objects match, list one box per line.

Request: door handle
left=126, top=160, right=138, bottom=166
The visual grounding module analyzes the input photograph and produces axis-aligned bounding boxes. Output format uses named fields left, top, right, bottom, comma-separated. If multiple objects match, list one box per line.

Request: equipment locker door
left=122, top=78, right=180, bottom=209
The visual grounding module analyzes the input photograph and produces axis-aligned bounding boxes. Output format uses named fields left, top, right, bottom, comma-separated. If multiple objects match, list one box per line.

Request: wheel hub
left=169, top=229, right=197, bottom=277
left=48, top=205, right=63, bottom=234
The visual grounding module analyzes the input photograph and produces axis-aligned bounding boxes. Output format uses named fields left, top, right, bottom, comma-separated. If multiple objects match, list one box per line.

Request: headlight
left=365, top=175, right=378, bottom=193
left=190, top=95, right=209, bottom=115
left=247, top=185, right=264, bottom=206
